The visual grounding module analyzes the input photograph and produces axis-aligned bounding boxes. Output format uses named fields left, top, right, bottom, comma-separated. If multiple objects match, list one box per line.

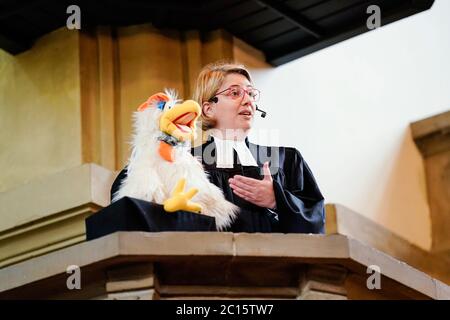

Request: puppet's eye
left=156, top=101, right=166, bottom=110
left=165, top=99, right=180, bottom=110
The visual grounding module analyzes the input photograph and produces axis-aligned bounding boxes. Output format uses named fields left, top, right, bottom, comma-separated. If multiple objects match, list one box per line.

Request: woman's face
left=203, top=73, right=257, bottom=135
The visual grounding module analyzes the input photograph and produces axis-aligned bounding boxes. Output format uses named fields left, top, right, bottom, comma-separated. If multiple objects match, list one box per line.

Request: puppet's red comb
left=137, top=92, right=170, bottom=111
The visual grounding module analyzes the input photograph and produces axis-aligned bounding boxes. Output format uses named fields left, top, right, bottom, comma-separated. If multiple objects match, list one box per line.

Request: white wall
left=249, top=0, right=450, bottom=250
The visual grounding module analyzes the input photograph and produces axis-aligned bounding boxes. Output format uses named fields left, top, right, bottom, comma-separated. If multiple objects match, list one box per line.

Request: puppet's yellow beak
left=159, top=100, right=201, bottom=142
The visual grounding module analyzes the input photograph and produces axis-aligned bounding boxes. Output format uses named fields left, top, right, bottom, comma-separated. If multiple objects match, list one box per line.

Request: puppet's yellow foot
left=163, top=178, right=202, bottom=213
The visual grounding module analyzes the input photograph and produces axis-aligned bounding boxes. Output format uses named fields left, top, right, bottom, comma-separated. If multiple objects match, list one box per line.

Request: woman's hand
left=229, top=162, right=276, bottom=209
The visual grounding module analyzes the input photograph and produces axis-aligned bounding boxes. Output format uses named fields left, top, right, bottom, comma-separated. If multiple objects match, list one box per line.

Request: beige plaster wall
left=0, top=28, right=81, bottom=193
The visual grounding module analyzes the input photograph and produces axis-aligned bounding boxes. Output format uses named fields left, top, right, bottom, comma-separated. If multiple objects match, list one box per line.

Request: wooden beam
left=0, top=0, right=53, bottom=19
left=254, top=0, right=323, bottom=39
left=0, top=33, right=30, bottom=54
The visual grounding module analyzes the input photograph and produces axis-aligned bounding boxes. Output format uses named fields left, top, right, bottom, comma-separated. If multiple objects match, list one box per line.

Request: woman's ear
left=202, top=102, right=214, bottom=118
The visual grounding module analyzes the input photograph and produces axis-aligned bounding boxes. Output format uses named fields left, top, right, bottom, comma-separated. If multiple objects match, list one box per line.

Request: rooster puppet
left=112, top=91, right=238, bottom=230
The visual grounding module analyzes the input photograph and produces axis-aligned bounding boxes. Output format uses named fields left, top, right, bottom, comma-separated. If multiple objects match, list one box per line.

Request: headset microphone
left=255, top=105, right=267, bottom=118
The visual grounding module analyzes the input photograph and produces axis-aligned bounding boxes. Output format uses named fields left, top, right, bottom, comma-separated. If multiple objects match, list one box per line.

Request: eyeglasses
left=213, top=85, right=260, bottom=102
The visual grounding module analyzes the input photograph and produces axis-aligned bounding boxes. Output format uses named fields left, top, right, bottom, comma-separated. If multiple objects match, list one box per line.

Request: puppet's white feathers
left=112, top=93, right=238, bottom=230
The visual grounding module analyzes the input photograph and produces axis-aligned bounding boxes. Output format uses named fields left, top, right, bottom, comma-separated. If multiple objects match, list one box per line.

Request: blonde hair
left=192, top=61, right=252, bottom=131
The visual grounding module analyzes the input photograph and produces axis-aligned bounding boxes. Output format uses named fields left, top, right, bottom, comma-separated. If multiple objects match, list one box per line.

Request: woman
left=190, top=61, right=325, bottom=233
left=109, top=61, right=324, bottom=234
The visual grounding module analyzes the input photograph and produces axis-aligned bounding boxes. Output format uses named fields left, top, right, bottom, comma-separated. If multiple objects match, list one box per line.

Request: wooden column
left=79, top=27, right=119, bottom=171
left=411, top=110, right=450, bottom=252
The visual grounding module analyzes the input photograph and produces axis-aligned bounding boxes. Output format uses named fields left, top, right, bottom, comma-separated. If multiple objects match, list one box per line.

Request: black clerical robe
left=107, top=137, right=325, bottom=234
left=189, top=137, right=325, bottom=234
